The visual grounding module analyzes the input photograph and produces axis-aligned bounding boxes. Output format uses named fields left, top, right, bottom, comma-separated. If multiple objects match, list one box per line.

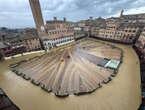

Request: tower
left=89, top=16, right=93, bottom=20
left=29, top=0, right=45, bottom=37
left=120, top=9, right=124, bottom=18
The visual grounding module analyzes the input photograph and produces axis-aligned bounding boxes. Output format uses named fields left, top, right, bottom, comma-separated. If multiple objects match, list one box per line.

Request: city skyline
left=0, top=0, right=145, bottom=28
left=0, top=0, right=145, bottom=109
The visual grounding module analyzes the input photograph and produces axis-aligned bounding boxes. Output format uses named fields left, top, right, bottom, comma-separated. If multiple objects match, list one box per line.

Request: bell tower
left=120, top=9, right=124, bottom=18
left=29, top=0, right=45, bottom=37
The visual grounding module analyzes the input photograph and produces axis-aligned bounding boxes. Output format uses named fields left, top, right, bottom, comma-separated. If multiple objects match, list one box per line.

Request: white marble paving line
left=4, top=50, right=45, bottom=60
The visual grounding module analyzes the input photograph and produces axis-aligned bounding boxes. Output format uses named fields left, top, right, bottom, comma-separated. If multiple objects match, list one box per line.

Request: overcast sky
left=0, top=0, right=145, bottom=28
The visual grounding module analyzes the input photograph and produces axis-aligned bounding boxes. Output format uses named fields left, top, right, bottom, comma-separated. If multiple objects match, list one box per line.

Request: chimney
left=54, top=17, right=57, bottom=21
left=63, top=17, right=66, bottom=22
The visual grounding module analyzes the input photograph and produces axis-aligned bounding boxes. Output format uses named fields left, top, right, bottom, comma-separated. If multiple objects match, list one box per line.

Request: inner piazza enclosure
left=9, top=38, right=122, bottom=96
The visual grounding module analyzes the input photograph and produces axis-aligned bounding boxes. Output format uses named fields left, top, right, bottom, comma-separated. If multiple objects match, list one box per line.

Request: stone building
left=20, top=34, right=41, bottom=52
left=0, top=42, right=7, bottom=60
left=42, top=17, right=74, bottom=50
left=0, top=32, right=5, bottom=41
left=0, top=27, right=42, bottom=57
left=44, top=17, right=74, bottom=39
left=5, top=40, right=26, bottom=57
left=91, top=27, right=100, bottom=37
left=74, top=27, right=87, bottom=40
left=82, top=17, right=106, bottom=37
left=98, top=28, right=106, bottom=38
left=96, top=18, right=119, bottom=41
left=24, top=28, right=38, bottom=37
left=0, top=39, right=26, bottom=57
left=135, top=27, right=145, bottom=56
left=106, top=17, right=120, bottom=30
left=97, top=22, right=140, bottom=43
left=77, top=21, right=86, bottom=28
left=120, top=9, right=145, bottom=20
left=29, top=0, right=75, bottom=50
left=91, top=10, right=145, bottom=44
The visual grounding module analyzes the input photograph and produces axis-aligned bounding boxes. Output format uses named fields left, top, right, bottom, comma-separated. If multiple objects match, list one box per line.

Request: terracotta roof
left=122, top=13, right=145, bottom=19
left=46, top=20, right=66, bottom=24
left=20, top=34, right=38, bottom=40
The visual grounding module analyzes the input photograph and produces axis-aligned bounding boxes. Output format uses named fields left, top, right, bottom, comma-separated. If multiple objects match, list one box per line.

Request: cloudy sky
left=0, top=0, right=145, bottom=28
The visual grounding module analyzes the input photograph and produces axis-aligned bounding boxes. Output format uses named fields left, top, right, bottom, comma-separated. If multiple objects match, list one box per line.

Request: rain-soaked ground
left=0, top=38, right=141, bottom=110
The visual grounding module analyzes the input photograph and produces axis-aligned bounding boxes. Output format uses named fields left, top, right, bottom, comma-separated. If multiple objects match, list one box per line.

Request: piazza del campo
left=0, top=0, right=145, bottom=110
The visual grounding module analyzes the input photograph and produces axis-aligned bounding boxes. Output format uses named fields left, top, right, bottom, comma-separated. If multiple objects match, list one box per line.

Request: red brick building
left=91, top=10, right=145, bottom=44
left=29, top=0, right=75, bottom=50
left=0, top=40, right=26, bottom=58
left=21, top=33, right=41, bottom=52
left=135, top=27, right=145, bottom=61
left=0, top=42, right=7, bottom=60
left=42, top=17, right=74, bottom=50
